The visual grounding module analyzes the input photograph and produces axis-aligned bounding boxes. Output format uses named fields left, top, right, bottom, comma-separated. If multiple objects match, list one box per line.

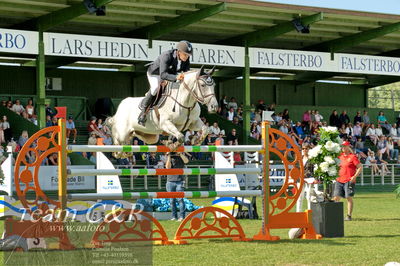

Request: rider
left=138, top=40, right=193, bottom=126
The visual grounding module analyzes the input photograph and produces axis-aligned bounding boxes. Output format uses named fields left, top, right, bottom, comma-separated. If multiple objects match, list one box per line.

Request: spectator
left=45, top=104, right=55, bottom=118
left=88, top=132, right=97, bottom=145
left=226, top=128, right=238, bottom=145
left=146, top=152, right=159, bottom=168
left=279, top=122, right=289, bottom=135
left=18, top=130, right=29, bottom=148
left=314, top=110, right=323, bottom=123
left=256, top=99, right=267, bottom=111
left=25, top=99, right=35, bottom=120
left=209, top=122, right=221, bottom=137
left=274, top=112, right=283, bottom=125
left=387, top=137, right=398, bottom=161
left=1, top=100, right=6, bottom=107
left=87, top=116, right=103, bottom=136
left=354, top=137, right=367, bottom=159
left=389, top=123, right=399, bottom=143
left=1, top=116, right=11, bottom=142
left=232, top=117, right=240, bottom=125
left=215, top=131, right=225, bottom=145
left=376, top=135, right=389, bottom=160
left=353, top=122, right=363, bottom=140
left=376, top=124, right=383, bottom=138
left=365, top=150, right=380, bottom=176
left=345, top=123, right=353, bottom=138
left=377, top=111, right=387, bottom=127
left=282, top=109, right=290, bottom=122
left=267, top=103, right=276, bottom=115
left=227, top=97, right=238, bottom=112
left=226, top=107, right=235, bottom=121
left=51, top=116, right=58, bottom=126
left=45, top=115, right=53, bottom=127
left=254, top=110, right=262, bottom=123
left=362, top=110, right=370, bottom=128
left=339, top=110, right=350, bottom=128
left=329, top=110, right=340, bottom=128
left=366, top=124, right=378, bottom=145
left=302, top=110, right=311, bottom=124
left=66, top=116, right=78, bottom=144
left=294, top=121, right=305, bottom=139
left=250, top=122, right=260, bottom=140
left=353, top=111, right=362, bottom=126
left=6, top=101, right=12, bottom=110
left=236, top=107, right=243, bottom=121
left=11, top=99, right=25, bottom=116
left=48, top=153, right=58, bottom=166
left=165, top=152, right=189, bottom=221
left=219, top=95, right=228, bottom=113
left=184, top=129, right=195, bottom=143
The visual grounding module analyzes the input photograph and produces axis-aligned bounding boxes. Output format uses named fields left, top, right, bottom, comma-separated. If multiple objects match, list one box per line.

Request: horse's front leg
left=188, top=118, right=208, bottom=146
left=159, top=119, right=185, bottom=151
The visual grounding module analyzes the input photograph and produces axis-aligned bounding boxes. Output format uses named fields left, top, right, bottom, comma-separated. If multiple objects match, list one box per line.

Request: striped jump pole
left=67, top=144, right=262, bottom=153
left=68, top=190, right=262, bottom=200
left=67, top=167, right=262, bottom=177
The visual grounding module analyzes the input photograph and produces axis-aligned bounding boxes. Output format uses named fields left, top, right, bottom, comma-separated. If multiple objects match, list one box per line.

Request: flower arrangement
left=308, top=126, right=341, bottom=191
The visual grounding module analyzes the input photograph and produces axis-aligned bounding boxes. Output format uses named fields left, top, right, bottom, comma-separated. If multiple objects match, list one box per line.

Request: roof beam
left=305, top=21, right=400, bottom=53
left=121, top=2, right=226, bottom=40
left=12, top=0, right=114, bottom=31
left=218, top=12, right=323, bottom=46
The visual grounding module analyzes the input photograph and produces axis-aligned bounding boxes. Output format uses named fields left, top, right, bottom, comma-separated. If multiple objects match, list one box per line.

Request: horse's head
left=191, top=66, right=218, bottom=113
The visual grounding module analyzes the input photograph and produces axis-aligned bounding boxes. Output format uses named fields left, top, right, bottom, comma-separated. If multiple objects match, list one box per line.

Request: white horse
left=106, top=66, right=218, bottom=157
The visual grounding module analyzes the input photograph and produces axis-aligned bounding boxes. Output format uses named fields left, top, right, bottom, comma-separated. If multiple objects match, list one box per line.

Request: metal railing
left=360, top=163, right=400, bottom=185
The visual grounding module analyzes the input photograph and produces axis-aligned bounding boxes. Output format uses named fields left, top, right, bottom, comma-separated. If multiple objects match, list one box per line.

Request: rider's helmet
left=176, top=40, right=193, bottom=55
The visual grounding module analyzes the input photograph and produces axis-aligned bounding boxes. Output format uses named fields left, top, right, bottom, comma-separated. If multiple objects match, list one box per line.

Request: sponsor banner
left=96, top=152, right=122, bottom=194
left=45, top=32, right=244, bottom=67
left=17, top=165, right=95, bottom=191
left=250, top=47, right=400, bottom=76
left=0, top=28, right=38, bottom=54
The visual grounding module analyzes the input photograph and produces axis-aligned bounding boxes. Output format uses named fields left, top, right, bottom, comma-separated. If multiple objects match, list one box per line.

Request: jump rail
left=67, top=144, right=263, bottom=153
left=67, top=167, right=262, bottom=177
left=68, top=190, right=263, bottom=200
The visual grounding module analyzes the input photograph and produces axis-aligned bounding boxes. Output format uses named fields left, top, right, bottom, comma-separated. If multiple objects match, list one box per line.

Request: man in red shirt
left=334, top=141, right=362, bottom=221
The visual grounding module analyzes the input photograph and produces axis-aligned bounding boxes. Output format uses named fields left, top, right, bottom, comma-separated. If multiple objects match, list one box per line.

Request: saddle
left=139, top=81, right=180, bottom=111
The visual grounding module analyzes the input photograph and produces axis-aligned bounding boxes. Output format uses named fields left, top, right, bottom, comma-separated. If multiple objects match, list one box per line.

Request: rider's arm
left=165, top=153, right=172, bottom=169
left=159, top=52, right=179, bottom=82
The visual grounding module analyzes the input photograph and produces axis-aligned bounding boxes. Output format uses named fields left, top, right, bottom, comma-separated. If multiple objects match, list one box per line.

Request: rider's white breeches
left=147, top=73, right=161, bottom=96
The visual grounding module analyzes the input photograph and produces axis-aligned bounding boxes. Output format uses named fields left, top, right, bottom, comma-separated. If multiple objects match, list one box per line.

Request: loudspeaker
left=311, top=202, right=344, bottom=237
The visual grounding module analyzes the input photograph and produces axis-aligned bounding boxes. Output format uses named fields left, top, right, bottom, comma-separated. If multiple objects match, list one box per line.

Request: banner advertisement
left=0, top=28, right=38, bottom=54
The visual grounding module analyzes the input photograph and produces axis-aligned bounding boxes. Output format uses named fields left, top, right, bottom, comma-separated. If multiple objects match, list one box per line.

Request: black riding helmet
left=176, top=40, right=193, bottom=55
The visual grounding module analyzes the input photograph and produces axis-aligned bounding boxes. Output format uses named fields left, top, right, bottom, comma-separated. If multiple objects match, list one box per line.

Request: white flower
left=314, top=165, right=318, bottom=171
left=319, top=162, right=329, bottom=173
left=308, top=145, right=322, bottom=158
left=324, top=156, right=335, bottom=165
left=336, top=137, right=343, bottom=144
left=325, top=141, right=335, bottom=152
left=322, top=126, right=338, bottom=133
left=328, top=166, right=337, bottom=177
left=333, top=143, right=341, bottom=153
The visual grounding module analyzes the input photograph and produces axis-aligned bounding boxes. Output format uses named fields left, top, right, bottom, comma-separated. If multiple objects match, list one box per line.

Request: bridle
left=182, top=74, right=215, bottom=106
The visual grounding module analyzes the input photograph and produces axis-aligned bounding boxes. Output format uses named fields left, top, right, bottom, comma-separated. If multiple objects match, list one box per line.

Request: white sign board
left=44, top=32, right=244, bottom=67
left=250, top=47, right=400, bottom=76
left=0, top=28, right=38, bottom=54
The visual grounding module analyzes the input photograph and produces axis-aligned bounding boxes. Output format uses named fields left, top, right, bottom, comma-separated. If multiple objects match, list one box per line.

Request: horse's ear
left=207, top=66, right=216, bottom=76
left=197, top=65, right=205, bottom=78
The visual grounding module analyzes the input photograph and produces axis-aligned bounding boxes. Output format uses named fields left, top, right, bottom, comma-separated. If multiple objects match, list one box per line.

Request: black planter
left=311, top=201, right=344, bottom=238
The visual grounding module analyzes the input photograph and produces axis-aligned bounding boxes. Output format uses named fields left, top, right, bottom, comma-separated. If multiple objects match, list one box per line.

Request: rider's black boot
left=138, top=93, right=156, bottom=126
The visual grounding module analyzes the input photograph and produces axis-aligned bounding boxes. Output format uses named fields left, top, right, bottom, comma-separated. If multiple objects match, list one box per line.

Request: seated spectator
left=6, top=101, right=12, bottom=110
left=362, top=110, right=370, bottom=128
left=51, top=116, right=58, bottom=126
left=345, top=123, right=353, bottom=138
left=282, top=109, right=290, bottom=122
left=339, top=110, right=350, bottom=128
left=375, top=155, right=390, bottom=175
left=66, top=116, right=78, bottom=144
left=226, top=107, right=235, bottom=121
left=267, top=103, right=276, bottom=115
left=185, top=129, right=195, bottom=143
left=310, top=121, right=320, bottom=139
left=232, top=116, right=240, bottom=125
left=376, top=124, right=383, bottom=137
left=11, top=99, right=25, bottom=116
left=302, top=110, right=311, bottom=124
left=209, top=122, right=221, bottom=137
left=256, top=99, right=267, bottom=111
left=226, top=128, right=238, bottom=145
left=25, top=99, right=35, bottom=120
left=365, top=150, right=380, bottom=176
left=236, top=107, right=243, bottom=121
left=294, top=122, right=305, bottom=139
left=310, top=110, right=316, bottom=122
left=18, top=130, right=29, bottom=148
left=387, top=137, right=399, bottom=161
left=48, top=153, right=58, bottom=166
left=250, top=122, right=260, bottom=140
left=279, top=122, right=289, bottom=135
left=254, top=110, right=262, bottom=123
left=353, top=111, right=362, bottom=126
left=215, top=131, right=225, bottom=145
left=45, top=104, right=55, bottom=118
left=314, top=110, right=323, bottom=124
left=88, top=132, right=97, bottom=145
left=329, top=110, right=340, bottom=128
left=366, top=124, right=378, bottom=145
left=377, top=111, right=387, bottom=128
left=219, top=95, right=228, bottom=113
left=353, top=122, right=363, bottom=140
left=146, top=152, right=160, bottom=168
left=288, top=124, right=301, bottom=146
left=87, top=116, right=103, bottom=136
left=389, top=123, right=399, bottom=143
left=339, top=124, right=347, bottom=139
left=45, top=115, right=53, bottom=127
left=376, top=135, right=389, bottom=160
left=273, top=112, right=283, bottom=125
left=354, top=137, right=367, bottom=159
left=227, top=97, right=238, bottom=112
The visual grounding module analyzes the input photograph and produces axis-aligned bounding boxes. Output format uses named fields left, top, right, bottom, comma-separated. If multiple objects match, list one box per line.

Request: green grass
left=0, top=191, right=399, bottom=265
